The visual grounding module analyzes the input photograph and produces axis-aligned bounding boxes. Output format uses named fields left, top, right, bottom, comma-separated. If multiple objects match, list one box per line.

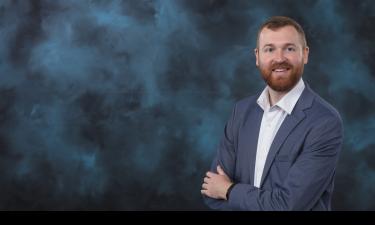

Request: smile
left=272, top=68, right=290, bottom=72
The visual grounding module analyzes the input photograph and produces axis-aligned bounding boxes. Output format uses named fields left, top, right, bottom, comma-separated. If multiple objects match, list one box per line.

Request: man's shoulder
left=306, top=88, right=342, bottom=124
left=234, top=94, right=259, bottom=112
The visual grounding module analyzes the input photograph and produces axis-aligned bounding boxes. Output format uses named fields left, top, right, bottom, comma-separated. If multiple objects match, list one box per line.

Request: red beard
left=259, top=60, right=304, bottom=92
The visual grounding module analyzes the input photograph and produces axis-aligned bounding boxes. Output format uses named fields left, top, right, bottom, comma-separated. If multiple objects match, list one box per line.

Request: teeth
left=274, top=69, right=286, bottom=72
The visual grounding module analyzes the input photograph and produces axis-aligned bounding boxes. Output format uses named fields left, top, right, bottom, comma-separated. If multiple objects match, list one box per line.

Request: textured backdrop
left=0, top=0, right=374, bottom=210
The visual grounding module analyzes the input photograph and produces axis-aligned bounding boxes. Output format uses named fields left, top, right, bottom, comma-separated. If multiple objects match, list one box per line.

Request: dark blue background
left=0, top=0, right=374, bottom=210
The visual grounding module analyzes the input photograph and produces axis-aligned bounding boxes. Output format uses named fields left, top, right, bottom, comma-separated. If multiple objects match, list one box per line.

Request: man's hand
left=201, top=165, right=233, bottom=200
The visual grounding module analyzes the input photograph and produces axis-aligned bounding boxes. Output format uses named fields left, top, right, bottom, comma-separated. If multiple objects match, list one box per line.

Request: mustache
left=271, top=62, right=293, bottom=70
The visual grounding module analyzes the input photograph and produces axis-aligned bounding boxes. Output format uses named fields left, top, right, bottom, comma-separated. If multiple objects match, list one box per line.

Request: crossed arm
left=201, top=113, right=343, bottom=211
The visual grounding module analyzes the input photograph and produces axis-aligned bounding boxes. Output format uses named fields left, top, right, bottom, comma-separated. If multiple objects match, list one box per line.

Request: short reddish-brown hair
left=256, top=16, right=307, bottom=48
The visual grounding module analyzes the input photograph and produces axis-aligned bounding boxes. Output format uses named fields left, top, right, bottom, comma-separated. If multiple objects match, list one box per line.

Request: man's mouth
left=272, top=68, right=290, bottom=72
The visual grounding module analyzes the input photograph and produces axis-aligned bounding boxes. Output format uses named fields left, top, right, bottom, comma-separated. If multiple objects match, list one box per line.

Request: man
left=201, top=16, right=343, bottom=210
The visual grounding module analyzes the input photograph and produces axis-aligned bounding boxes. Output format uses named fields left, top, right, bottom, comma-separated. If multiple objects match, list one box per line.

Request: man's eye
left=287, top=47, right=295, bottom=52
left=265, top=48, right=274, bottom=53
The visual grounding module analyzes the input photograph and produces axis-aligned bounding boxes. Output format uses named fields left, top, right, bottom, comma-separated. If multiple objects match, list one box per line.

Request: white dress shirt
left=254, top=78, right=305, bottom=188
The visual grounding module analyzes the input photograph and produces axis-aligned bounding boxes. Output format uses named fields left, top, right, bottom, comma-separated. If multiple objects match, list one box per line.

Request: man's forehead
left=258, top=26, right=301, bottom=46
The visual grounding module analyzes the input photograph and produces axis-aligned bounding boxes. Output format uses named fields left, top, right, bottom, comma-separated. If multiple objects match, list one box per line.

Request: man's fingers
left=201, top=189, right=212, bottom=198
left=202, top=183, right=208, bottom=190
left=204, top=177, right=209, bottom=183
left=206, top=171, right=214, bottom=178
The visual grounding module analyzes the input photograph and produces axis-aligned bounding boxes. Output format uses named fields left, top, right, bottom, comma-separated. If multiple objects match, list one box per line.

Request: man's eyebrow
left=262, top=44, right=275, bottom=49
left=262, top=43, right=298, bottom=49
left=284, top=43, right=297, bottom=47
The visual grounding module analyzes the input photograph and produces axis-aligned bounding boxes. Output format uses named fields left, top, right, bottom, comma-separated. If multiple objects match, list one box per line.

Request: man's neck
left=267, top=88, right=287, bottom=107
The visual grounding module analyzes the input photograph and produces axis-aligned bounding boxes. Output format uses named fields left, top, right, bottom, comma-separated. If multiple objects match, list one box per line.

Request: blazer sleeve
left=227, top=114, right=344, bottom=210
left=203, top=103, right=238, bottom=210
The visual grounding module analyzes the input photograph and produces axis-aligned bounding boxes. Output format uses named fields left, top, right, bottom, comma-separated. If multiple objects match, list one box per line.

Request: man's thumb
left=217, top=165, right=226, bottom=175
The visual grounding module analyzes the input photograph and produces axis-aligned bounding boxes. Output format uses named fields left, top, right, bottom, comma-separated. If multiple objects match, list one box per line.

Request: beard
left=258, top=60, right=304, bottom=92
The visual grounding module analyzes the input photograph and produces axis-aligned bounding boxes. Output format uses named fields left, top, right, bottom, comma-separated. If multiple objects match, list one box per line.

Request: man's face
left=255, top=25, right=309, bottom=92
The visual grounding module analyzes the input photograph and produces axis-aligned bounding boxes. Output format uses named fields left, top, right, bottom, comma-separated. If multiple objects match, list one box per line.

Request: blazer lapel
left=259, top=85, right=314, bottom=187
left=242, top=105, right=263, bottom=185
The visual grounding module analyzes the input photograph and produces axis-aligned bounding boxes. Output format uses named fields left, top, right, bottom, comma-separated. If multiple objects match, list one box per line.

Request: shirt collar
left=257, top=78, right=305, bottom=115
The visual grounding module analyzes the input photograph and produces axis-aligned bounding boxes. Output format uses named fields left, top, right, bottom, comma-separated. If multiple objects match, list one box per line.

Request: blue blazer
left=204, top=84, right=344, bottom=210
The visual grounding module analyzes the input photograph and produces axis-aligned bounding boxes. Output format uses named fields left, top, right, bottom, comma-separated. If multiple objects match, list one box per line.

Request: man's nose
left=274, top=49, right=286, bottom=62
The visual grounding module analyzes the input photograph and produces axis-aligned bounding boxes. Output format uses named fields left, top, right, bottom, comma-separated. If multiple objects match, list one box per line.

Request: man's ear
left=254, top=48, right=259, bottom=67
left=303, top=46, right=309, bottom=64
